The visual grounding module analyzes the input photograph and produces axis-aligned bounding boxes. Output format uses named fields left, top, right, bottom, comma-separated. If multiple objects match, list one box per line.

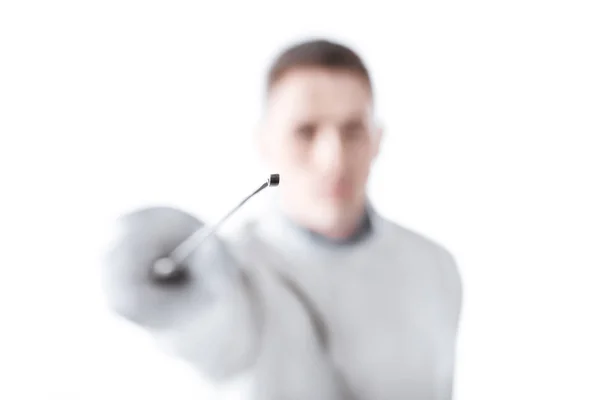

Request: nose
left=312, top=130, right=348, bottom=177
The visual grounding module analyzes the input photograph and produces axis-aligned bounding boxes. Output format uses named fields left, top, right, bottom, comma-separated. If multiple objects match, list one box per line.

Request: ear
left=371, top=124, right=384, bottom=160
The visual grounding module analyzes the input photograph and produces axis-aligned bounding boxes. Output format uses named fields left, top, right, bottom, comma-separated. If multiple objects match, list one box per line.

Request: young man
left=101, top=39, right=463, bottom=399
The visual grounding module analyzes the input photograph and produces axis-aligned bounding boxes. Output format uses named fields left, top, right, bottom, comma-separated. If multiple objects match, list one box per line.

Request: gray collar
left=290, top=207, right=373, bottom=247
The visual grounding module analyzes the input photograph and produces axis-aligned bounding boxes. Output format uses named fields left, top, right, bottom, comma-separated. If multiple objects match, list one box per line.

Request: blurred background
left=0, top=0, right=598, bottom=398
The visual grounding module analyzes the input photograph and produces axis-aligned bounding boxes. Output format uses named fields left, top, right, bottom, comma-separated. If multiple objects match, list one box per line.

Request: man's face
left=258, top=67, right=382, bottom=235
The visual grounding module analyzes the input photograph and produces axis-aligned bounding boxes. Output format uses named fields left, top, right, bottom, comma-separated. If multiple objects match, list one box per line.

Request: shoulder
left=377, top=215, right=463, bottom=308
left=377, top=214, right=451, bottom=260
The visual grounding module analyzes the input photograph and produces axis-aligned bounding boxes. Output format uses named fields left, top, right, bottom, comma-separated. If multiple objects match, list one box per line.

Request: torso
left=225, top=209, right=462, bottom=400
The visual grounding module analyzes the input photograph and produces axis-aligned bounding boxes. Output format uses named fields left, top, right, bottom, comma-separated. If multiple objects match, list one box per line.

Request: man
left=101, top=39, right=463, bottom=399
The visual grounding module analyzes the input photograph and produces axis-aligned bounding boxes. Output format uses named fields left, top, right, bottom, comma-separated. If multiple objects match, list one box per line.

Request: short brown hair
left=266, top=39, right=372, bottom=94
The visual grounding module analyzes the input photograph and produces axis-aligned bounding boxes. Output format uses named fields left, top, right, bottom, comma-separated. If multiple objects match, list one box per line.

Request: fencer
left=99, top=39, right=463, bottom=400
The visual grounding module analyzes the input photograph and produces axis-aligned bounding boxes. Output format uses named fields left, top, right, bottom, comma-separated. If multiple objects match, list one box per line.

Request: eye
left=295, top=123, right=317, bottom=140
left=342, top=120, right=367, bottom=140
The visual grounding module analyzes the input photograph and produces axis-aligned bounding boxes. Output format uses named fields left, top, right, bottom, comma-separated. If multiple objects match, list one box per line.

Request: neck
left=254, top=194, right=379, bottom=257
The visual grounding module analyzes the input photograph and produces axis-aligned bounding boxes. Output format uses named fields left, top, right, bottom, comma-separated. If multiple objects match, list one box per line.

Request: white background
left=1, top=0, right=599, bottom=399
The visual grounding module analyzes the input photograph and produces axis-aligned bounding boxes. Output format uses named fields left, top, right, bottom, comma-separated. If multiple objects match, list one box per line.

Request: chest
left=275, top=251, right=456, bottom=398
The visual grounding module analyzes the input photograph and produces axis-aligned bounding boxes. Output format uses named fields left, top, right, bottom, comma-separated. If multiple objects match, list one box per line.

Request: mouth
left=319, top=183, right=353, bottom=199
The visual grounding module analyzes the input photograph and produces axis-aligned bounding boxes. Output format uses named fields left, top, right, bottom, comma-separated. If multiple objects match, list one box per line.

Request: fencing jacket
left=103, top=201, right=462, bottom=400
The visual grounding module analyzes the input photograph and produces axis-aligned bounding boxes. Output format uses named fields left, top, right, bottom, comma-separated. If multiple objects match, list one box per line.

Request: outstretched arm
left=99, top=206, right=263, bottom=380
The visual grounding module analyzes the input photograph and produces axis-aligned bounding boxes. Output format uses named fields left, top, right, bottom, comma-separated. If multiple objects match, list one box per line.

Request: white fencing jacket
left=102, top=202, right=462, bottom=400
